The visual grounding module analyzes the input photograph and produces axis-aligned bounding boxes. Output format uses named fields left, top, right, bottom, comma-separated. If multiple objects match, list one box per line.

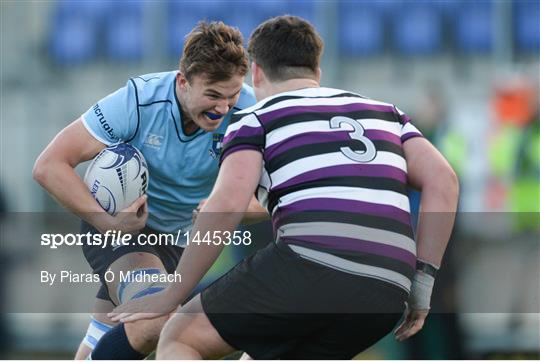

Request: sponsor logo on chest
left=209, top=133, right=224, bottom=159
left=144, top=133, right=164, bottom=150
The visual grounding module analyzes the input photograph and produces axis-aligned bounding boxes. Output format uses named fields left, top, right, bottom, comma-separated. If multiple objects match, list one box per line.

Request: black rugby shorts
left=201, top=241, right=407, bottom=359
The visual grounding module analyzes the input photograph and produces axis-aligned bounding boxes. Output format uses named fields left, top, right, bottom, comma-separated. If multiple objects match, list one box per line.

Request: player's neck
left=267, top=78, right=319, bottom=97
left=175, top=80, right=199, bottom=135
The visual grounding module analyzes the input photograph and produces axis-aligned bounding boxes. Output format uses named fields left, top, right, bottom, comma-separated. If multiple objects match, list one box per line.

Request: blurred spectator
left=487, top=73, right=540, bottom=334
left=488, top=74, right=540, bottom=223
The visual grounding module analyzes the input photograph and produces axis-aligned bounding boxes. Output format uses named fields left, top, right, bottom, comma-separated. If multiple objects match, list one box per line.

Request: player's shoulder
left=309, top=87, right=396, bottom=108
left=234, top=87, right=368, bottom=116
left=127, top=71, right=177, bottom=104
left=316, top=87, right=405, bottom=122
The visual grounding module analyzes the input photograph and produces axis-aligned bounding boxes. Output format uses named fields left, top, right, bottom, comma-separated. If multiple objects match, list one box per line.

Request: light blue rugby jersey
left=81, top=71, right=256, bottom=238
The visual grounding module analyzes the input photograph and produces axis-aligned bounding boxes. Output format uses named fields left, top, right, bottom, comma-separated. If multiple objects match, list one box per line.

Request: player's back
left=225, top=87, right=423, bottom=292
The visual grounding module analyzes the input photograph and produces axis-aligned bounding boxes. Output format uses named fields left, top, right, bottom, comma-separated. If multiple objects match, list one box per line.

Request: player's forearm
left=33, top=159, right=111, bottom=227
left=415, top=169, right=459, bottom=267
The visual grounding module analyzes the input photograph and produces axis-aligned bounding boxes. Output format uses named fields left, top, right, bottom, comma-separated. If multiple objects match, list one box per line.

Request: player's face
left=178, top=73, right=244, bottom=132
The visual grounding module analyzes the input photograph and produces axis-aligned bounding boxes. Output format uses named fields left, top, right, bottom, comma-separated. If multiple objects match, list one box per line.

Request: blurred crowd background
left=1, top=0, right=539, bottom=359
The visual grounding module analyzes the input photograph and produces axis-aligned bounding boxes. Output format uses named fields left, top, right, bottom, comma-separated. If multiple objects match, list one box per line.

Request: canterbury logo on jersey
left=144, top=133, right=163, bottom=149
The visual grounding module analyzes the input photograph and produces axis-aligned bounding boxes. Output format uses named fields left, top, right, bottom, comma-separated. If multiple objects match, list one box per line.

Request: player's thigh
left=106, top=251, right=166, bottom=305
left=159, top=294, right=235, bottom=360
left=285, top=313, right=402, bottom=359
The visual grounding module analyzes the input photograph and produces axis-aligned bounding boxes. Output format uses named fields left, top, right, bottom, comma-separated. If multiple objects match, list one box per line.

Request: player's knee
left=115, top=268, right=169, bottom=354
left=125, top=317, right=168, bottom=354
left=158, top=311, right=223, bottom=359
left=81, top=317, right=114, bottom=352
left=158, top=314, right=185, bottom=351
left=157, top=325, right=202, bottom=360
left=116, top=268, right=167, bottom=304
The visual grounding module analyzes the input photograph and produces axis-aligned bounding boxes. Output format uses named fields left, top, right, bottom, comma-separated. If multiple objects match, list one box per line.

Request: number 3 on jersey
left=329, top=116, right=377, bottom=162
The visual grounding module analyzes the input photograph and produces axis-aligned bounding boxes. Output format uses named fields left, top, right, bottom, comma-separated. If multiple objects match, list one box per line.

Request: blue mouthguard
left=205, top=112, right=222, bottom=120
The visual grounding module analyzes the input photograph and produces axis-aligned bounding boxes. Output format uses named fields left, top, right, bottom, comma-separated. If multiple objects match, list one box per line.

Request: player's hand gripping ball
left=84, top=143, right=149, bottom=215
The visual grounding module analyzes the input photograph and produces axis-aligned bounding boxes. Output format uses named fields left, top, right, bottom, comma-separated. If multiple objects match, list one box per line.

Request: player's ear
left=177, top=72, right=189, bottom=90
left=315, top=67, right=322, bottom=83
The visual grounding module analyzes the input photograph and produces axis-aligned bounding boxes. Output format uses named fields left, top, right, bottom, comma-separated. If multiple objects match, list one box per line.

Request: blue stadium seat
left=392, top=2, right=442, bottom=55
left=167, top=0, right=314, bottom=56
left=226, top=0, right=288, bottom=42
left=166, top=0, right=318, bottom=58
left=514, top=0, right=540, bottom=52
left=167, top=0, right=229, bottom=58
left=455, top=1, right=493, bottom=54
left=285, top=0, right=318, bottom=29
left=431, top=0, right=460, bottom=16
left=49, top=0, right=110, bottom=65
left=105, top=1, right=145, bottom=61
left=369, top=0, right=399, bottom=14
left=252, top=0, right=289, bottom=18
left=338, top=2, right=384, bottom=57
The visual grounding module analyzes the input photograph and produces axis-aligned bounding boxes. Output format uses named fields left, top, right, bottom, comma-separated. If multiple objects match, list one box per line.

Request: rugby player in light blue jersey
left=33, top=21, right=258, bottom=359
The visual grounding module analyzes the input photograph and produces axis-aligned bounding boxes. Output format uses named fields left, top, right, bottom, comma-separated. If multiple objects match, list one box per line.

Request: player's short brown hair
left=180, top=21, right=248, bottom=83
left=248, top=15, right=323, bottom=82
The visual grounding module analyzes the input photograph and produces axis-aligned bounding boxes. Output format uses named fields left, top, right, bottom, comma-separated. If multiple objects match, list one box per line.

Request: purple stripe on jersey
left=266, top=129, right=401, bottom=160
left=220, top=144, right=261, bottom=165
left=223, top=126, right=264, bottom=145
left=273, top=164, right=407, bottom=191
left=401, top=132, right=423, bottom=143
left=266, top=130, right=351, bottom=160
left=364, top=129, right=401, bottom=144
left=274, top=197, right=411, bottom=226
left=283, top=236, right=416, bottom=267
left=259, top=103, right=396, bottom=124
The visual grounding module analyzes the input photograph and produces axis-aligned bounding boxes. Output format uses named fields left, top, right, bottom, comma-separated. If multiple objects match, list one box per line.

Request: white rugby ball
left=84, top=143, right=149, bottom=215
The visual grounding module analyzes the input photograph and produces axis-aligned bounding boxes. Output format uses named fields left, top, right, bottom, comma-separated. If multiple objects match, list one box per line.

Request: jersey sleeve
left=81, top=80, right=139, bottom=145
left=220, top=112, right=265, bottom=165
left=395, top=106, right=424, bottom=143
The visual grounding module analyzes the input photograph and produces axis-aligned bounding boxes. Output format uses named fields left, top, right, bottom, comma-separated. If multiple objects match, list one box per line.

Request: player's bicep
left=212, top=150, right=263, bottom=210
left=403, top=137, right=453, bottom=191
left=38, top=118, right=107, bottom=167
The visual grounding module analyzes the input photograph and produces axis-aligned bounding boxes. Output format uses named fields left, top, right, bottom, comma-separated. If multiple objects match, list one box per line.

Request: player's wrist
left=408, top=266, right=436, bottom=311
left=416, top=259, right=438, bottom=278
left=85, top=212, right=115, bottom=234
